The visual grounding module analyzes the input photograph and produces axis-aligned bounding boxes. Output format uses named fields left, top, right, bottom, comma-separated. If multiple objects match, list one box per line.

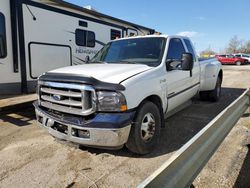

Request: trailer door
left=29, top=43, right=71, bottom=78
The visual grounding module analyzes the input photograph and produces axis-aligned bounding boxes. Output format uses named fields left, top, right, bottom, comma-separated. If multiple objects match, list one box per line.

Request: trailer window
left=111, top=29, right=121, bottom=40
left=87, top=31, right=95, bottom=47
left=0, top=13, right=7, bottom=58
left=75, top=29, right=95, bottom=48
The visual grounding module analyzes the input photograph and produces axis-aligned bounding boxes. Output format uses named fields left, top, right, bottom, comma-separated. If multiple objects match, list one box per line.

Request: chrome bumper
left=35, top=108, right=131, bottom=148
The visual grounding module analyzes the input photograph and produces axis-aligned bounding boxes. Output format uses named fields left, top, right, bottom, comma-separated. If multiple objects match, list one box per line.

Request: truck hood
left=48, top=64, right=153, bottom=84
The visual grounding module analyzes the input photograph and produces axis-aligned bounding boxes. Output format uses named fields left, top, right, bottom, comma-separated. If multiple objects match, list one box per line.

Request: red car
left=215, top=54, right=248, bottom=65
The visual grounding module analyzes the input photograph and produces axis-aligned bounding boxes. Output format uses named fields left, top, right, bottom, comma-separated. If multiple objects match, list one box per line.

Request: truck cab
left=34, top=35, right=222, bottom=154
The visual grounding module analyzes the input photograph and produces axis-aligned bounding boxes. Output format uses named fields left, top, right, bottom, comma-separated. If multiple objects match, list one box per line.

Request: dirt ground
left=0, top=65, right=249, bottom=188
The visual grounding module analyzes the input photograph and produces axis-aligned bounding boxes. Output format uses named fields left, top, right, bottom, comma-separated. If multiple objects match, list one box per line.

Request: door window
left=166, top=38, right=186, bottom=70
left=167, top=38, right=185, bottom=60
left=0, top=12, right=7, bottom=58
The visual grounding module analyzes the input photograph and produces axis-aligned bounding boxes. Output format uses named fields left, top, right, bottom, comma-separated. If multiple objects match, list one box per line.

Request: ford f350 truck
left=34, top=35, right=223, bottom=154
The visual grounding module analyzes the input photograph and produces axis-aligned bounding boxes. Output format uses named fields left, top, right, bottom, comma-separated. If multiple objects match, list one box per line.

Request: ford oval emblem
left=52, top=94, right=62, bottom=101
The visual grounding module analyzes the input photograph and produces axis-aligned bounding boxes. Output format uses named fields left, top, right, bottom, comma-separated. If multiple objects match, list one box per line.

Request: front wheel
left=126, top=101, right=161, bottom=154
left=236, top=61, right=241, bottom=66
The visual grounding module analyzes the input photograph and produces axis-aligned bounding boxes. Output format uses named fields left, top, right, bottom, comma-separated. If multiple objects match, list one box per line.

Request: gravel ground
left=193, top=65, right=250, bottom=188
left=0, top=65, right=249, bottom=188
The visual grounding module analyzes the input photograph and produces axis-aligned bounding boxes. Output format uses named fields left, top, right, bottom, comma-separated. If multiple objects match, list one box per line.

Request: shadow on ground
left=0, top=105, right=35, bottom=127
left=233, top=144, right=250, bottom=188
left=80, top=87, right=246, bottom=158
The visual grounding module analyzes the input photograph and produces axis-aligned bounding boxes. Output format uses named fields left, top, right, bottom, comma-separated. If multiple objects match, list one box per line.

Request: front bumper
left=34, top=102, right=134, bottom=148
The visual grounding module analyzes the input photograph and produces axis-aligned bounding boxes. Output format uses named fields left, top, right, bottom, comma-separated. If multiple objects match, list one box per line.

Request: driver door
left=165, top=38, right=193, bottom=112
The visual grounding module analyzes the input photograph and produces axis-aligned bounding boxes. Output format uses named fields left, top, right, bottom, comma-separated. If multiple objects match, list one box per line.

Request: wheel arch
left=137, top=95, right=165, bottom=128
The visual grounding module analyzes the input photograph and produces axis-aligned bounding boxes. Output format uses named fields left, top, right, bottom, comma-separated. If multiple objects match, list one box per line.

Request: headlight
left=97, top=91, right=127, bottom=112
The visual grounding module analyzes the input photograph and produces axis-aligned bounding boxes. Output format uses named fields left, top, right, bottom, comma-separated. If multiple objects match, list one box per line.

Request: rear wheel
left=199, top=77, right=222, bottom=102
left=208, top=77, right=222, bottom=102
left=236, top=61, right=241, bottom=66
left=126, top=101, right=161, bottom=154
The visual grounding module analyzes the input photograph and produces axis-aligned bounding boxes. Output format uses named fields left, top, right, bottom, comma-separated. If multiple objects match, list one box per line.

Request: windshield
left=91, top=37, right=166, bottom=67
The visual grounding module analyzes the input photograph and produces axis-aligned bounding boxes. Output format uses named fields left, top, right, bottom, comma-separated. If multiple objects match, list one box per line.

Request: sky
left=66, top=0, right=250, bottom=53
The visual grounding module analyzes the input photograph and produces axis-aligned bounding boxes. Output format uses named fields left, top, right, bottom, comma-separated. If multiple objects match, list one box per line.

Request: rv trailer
left=0, top=0, right=155, bottom=95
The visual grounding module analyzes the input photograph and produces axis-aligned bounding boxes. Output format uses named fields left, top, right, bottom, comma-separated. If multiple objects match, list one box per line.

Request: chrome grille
left=38, top=81, right=96, bottom=116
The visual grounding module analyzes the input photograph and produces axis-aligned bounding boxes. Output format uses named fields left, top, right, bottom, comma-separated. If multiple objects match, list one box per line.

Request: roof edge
left=47, top=0, right=155, bottom=33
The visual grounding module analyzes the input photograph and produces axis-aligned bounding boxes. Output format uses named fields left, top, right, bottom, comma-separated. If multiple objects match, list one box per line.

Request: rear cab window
left=0, top=12, right=7, bottom=58
left=183, top=39, right=196, bottom=61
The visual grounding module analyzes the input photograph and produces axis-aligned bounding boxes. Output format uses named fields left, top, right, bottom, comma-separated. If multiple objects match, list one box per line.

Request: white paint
left=48, top=35, right=222, bottom=111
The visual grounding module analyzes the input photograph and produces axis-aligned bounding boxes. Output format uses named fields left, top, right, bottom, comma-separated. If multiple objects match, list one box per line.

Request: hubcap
left=140, top=113, right=156, bottom=142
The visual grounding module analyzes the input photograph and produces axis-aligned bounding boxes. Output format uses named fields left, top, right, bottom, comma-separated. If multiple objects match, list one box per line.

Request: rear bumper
left=34, top=102, right=134, bottom=148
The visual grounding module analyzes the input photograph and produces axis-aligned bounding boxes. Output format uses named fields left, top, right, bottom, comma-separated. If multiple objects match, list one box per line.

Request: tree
left=225, top=35, right=242, bottom=53
left=239, top=40, right=250, bottom=54
left=245, top=41, right=250, bottom=53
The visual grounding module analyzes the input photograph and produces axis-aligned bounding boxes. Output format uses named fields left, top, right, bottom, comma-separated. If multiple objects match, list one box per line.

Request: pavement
left=0, top=65, right=249, bottom=188
left=0, top=94, right=36, bottom=112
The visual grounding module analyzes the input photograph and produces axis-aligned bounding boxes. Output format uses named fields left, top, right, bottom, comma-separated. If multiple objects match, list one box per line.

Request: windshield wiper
left=110, top=60, right=137, bottom=64
left=90, top=60, right=107, bottom=64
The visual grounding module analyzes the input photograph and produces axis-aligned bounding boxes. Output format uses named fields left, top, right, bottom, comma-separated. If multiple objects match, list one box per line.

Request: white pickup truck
left=34, top=35, right=223, bottom=154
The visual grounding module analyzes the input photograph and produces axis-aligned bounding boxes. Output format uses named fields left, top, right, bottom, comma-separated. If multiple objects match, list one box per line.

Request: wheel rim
left=140, top=113, right=156, bottom=142
left=236, top=61, right=241, bottom=65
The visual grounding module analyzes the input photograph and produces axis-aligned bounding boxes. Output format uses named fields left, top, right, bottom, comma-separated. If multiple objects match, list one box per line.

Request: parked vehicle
left=0, top=0, right=154, bottom=95
left=234, top=53, right=250, bottom=62
left=34, top=35, right=223, bottom=154
left=215, top=54, right=248, bottom=65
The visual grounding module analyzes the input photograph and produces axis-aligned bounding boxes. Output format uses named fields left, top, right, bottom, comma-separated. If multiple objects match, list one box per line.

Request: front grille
left=38, top=81, right=96, bottom=116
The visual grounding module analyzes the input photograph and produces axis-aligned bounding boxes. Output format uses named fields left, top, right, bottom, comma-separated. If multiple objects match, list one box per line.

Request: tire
left=199, top=77, right=222, bottom=102
left=236, top=61, right=241, bottom=66
left=126, top=101, right=161, bottom=154
left=209, top=77, right=222, bottom=102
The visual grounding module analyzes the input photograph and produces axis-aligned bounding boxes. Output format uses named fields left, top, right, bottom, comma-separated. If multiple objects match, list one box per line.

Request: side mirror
left=85, top=55, right=90, bottom=63
left=181, top=53, right=193, bottom=71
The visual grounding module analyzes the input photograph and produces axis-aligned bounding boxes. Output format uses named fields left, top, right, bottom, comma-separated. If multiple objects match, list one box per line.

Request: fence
left=138, top=89, right=250, bottom=188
